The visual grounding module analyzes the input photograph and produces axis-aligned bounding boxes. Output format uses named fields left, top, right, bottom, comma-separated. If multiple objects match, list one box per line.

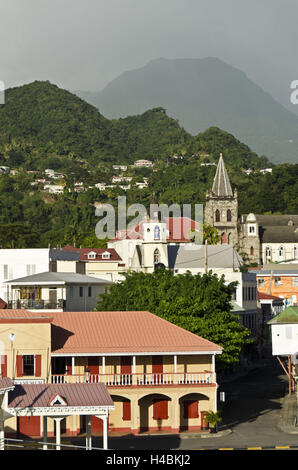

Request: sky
left=1, top=0, right=298, bottom=113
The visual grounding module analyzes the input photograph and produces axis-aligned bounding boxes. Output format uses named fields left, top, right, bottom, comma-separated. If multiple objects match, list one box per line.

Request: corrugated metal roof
left=8, top=383, right=113, bottom=408
left=0, top=309, right=52, bottom=321
left=50, top=310, right=223, bottom=355
left=173, top=244, right=242, bottom=269
left=268, top=306, right=298, bottom=324
left=6, top=272, right=112, bottom=285
left=0, top=377, right=14, bottom=392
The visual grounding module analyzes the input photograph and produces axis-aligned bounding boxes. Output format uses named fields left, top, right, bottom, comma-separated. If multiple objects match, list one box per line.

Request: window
left=88, top=252, right=96, bottom=260
left=154, top=249, right=160, bottom=264
left=250, top=246, right=254, bottom=256
left=227, top=209, right=232, bottom=222
left=292, top=277, right=298, bottom=287
left=122, top=400, right=131, bottom=421
left=279, top=246, right=284, bottom=258
left=88, top=286, right=92, bottom=297
left=69, top=286, right=73, bottom=298
left=23, top=355, right=35, bottom=376
left=154, top=225, right=160, bottom=240
left=215, top=209, right=220, bottom=222
left=294, top=247, right=297, bottom=259
left=3, top=265, right=8, bottom=280
left=79, top=286, right=84, bottom=297
left=102, top=252, right=111, bottom=259
left=274, top=277, right=282, bottom=286
left=265, top=247, right=271, bottom=258
left=249, top=225, right=255, bottom=233
left=258, top=278, right=264, bottom=287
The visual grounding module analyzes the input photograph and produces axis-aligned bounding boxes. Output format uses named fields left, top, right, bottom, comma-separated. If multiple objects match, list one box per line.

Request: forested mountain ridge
left=0, top=80, right=269, bottom=172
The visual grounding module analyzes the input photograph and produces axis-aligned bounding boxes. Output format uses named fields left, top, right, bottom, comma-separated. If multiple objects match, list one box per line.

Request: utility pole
left=204, top=239, right=208, bottom=274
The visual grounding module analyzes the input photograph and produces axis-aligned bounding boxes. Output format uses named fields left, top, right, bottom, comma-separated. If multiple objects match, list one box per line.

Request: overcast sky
left=1, top=0, right=298, bottom=112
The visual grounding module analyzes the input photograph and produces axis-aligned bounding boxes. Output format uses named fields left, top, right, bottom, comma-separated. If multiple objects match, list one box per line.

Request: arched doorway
left=179, top=393, right=210, bottom=431
left=138, top=393, right=172, bottom=433
left=221, top=233, right=227, bottom=244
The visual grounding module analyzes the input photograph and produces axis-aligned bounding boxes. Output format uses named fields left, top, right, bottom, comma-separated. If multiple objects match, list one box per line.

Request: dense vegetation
left=0, top=80, right=296, bottom=249
left=97, top=269, right=252, bottom=370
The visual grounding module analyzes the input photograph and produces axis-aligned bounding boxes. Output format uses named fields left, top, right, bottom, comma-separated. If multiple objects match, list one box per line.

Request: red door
left=152, top=356, right=163, bottom=384
left=88, top=357, right=99, bottom=376
left=121, top=357, right=132, bottom=385
left=18, top=417, right=41, bottom=437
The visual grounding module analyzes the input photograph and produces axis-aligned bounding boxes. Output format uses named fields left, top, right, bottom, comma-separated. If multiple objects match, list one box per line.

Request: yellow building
left=0, top=309, right=222, bottom=437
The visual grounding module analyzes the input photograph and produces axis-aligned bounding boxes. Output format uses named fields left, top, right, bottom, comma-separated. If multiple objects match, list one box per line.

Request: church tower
left=204, top=154, right=239, bottom=246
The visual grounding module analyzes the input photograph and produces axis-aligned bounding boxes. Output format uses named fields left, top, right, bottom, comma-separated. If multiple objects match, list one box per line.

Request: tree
left=97, top=269, right=251, bottom=369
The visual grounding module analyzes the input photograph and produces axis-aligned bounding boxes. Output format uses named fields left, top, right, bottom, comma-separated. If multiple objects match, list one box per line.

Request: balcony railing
left=7, top=300, right=65, bottom=310
left=51, top=372, right=215, bottom=386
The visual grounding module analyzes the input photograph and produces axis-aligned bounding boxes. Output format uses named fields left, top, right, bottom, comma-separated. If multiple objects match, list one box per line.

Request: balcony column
left=102, top=356, right=105, bottom=374
left=0, top=418, right=4, bottom=451
left=171, top=395, right=180, bottom=434
left=131, top=396, right=139, bottom=435
left=132, top=356, right=136, bottom=374
left=85, top=415, right=92, bottom=450
left=54, top=417, right=65, bottom=450
left=43, top=416, right=48, bottom=450
left=102, top=415, right=108, bottom=450
left=72, top=357, right=75, bottom=376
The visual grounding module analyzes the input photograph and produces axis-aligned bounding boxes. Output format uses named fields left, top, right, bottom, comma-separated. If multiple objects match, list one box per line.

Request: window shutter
left=153, top=399, right=168, bottom=420
left=35, top=355, right=42, bottom=377
left=122, top=400, right=131, bottom=421
left=16, top=355, right=23, bottom=377
left=0, top=355, right=7, bottom=377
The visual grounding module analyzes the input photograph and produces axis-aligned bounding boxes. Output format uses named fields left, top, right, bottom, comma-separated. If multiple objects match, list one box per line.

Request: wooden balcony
left=51, top=372, right=215, bottom=387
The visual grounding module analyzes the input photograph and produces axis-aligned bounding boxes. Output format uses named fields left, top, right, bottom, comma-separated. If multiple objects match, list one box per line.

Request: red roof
left=258, top=292, right=282, bottom=301
left=0, top=310, right=53, bottom=323
left=62, top=246, right=122, bottom=262
left=0, top=298, right=7, bottom=309
left=8, top=383, right=113, bottom=409
left=110, top=217, right=198, bottom=242
left=50, top=310, right=222, bottom=355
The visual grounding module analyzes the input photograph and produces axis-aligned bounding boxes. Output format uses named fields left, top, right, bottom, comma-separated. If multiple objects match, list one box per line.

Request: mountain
left=76, top=57, right=298, bottom=164
left=0, top=81, right=268, bottom=171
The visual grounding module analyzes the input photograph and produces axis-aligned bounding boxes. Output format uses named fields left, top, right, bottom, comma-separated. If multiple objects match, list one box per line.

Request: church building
left=204, top=154, right=298, bottom=265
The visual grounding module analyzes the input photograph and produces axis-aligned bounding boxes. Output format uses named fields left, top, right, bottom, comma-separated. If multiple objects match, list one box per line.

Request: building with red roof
left=0, top=308, right=222, bottom=439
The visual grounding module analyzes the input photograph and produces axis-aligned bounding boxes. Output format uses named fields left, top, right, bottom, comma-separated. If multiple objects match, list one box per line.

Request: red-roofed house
left=0, top=309, right=222, bottom=438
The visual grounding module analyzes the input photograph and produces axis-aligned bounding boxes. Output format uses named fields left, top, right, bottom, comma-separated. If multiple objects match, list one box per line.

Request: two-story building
left=0, top=309, right=222, bottom=438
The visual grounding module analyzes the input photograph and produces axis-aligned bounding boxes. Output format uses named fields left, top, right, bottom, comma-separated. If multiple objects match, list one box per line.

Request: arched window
left=228, top=233, right=232, bottom=244
left=154, top=225, right=160, bottom=240
left=250, top=246, right=254, bottom=256
left=215, top=209, right=220, bottom=222
left=154, top=249, right=160, bottom=264
left=266, top=246, right=271, bottom=258
left=227, top=209, right=232, bottom=222
left=294, top=246, right=297, bottom=259
left=279, top=246, right=284, bottom=258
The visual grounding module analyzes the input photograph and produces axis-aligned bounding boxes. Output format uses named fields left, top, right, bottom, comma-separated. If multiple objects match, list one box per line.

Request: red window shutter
left=122, top=400, right=131, bottom=421
left=184, top=401, right=199, bottom=419
left=153, top=399, right=168, bottom=420
left=0, top=355, right=7, bottom=377
left=152, top=356, right=163, bottom=374
left=35, top=355, right=42, bottom=377
left=16, top=355, right=23, bottom=377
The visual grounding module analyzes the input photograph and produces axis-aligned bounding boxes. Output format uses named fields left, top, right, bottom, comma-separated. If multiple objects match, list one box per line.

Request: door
left=88, top=357, right=99, bottom=376
left=121, top=356, right=132, bottom=385
left=152, top=356, right=163, bottom=384
left=18, top=416, right=41, bottom=437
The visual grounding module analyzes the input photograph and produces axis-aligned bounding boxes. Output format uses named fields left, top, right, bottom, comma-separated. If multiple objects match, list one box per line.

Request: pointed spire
left=212, top=153, right=233, bottom=197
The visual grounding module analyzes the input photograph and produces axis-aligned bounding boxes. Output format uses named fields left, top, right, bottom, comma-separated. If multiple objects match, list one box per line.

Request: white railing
left=51, top=372, right=214, bottom=386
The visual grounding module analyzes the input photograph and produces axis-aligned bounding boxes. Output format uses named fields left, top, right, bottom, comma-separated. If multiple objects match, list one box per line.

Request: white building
left=6, top=271, right=111, bottom=312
